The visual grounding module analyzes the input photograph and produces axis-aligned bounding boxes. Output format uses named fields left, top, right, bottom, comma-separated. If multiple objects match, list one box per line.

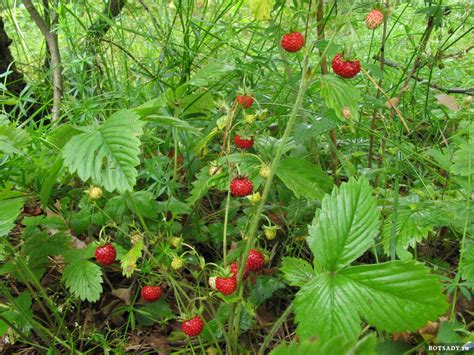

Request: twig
left=23, top=0, right=62, bottom=121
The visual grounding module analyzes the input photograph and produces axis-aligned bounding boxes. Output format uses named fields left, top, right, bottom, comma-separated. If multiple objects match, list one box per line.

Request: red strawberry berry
left=365, top=9, right=384, bottom=30
left=230, top=261, right=249, bottom=280
left=236, top=95, right=254, bottom=109
left=95, top=243, right=116, bottom=266
left=216, top=276, right=238, bottom=295
left=141, top=285, right=163, bottom=302
left=235, top=135, right=254, bottom=150
left=332, top=53, right=361, bottom=79
left=230, top=177, right=253, bottom=197
left=281, top=32, right=305, bottom=52
left=181, top=316, right=204, bottom=337
left=245, top=249, right=265, bottom=272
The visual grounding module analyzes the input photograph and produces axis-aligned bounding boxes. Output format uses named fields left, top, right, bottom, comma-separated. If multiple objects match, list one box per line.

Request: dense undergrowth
left=0, top=0, right=473, bottom=353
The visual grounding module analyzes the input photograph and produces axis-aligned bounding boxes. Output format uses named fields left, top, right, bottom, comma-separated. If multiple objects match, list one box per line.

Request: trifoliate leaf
left=63, top=110, right=144, bottom=192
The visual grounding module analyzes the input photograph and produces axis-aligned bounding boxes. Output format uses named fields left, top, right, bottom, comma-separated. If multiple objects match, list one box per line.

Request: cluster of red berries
left=94, top=243, right=265, bottom=337
left=211, top=249, right=266, bottom=296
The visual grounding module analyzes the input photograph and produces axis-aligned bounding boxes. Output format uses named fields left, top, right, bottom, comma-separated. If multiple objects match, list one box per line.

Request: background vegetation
left=0, top=0, right=472, bottom=353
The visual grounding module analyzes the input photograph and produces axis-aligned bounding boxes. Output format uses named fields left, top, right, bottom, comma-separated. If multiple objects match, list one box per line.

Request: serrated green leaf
left=295, top=261, right=447, bottom=341
left=63, top=110, right=144, bottom=192
left=342, top=261, right=447, bottom=334
left=307, top=178, right=380, bottom=271
left=0, top=197, right=25, bottom=237
left=276, top=158, right=333, bottom=201
left=62, top=259, right=103, bottom=302
left=295, top=272, right=361, bottom=341
left=320, top=75, right=361, bottom=121
left=249, top=276, right=285, bottom=307
left=381, top=209, right=432, bottom=260
left=280, top=257, right=315, bottom=287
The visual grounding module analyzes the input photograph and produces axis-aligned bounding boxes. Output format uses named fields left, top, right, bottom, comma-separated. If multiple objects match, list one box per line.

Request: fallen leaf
left=436, top=94, right=459, bottom=111
left=386, top=97, right=400, bottom=109
left=111, top=288, right=133, bottom=305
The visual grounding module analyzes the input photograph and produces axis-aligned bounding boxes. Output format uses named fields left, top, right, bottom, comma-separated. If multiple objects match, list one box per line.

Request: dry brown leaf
left=436, top=94, right=459, bottom=111
left=111, top=288, right=134, bottom=305
left=386, top=97, right=400, bottom=109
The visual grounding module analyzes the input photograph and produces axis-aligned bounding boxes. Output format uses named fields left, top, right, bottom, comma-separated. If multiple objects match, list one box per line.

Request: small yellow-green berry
left=259, top=164, right=271, bottom=179
left=171, top=256, right=185, bottom=270
left=244, top=114, right=256, bottom=124
left=88, top=186, right=103, bottom=200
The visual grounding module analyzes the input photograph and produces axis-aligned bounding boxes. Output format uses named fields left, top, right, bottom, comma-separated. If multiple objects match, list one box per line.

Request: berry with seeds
left=259, top=164, right=271, bottom=179
left=141, top=285, right=163, bottom=302
left=230, top=261, right=249, bottom=280
left=215, top=276, right=238, bottom=295
left=236, top=95, right=254, bottom=109
left=171, top=256, right=185, bottom=270
left=332, top=53, right=361, bottom=79
left=181, top=316, right=204, bottom=337
left=365, top=9, right=384, bottom=30
left=245, top=249, right=265, bottom=272
left=230, top=177, right=253, bottom=197
left=234, top=135, right=254, bottom=150
left=281, top=32, right=305, bottom=52
left=95, top=243, right=116, bottom=266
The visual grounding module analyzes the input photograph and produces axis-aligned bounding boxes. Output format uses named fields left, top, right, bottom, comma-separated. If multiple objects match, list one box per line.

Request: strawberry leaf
left=62, top=257, right=103, bottom=302
left=63, top=110, right=144, bottom=192
left=307, top=177, right=380, bottom=272
left=276, top=158, right=333, bottom=201
left=280, top=257, right=315, bottom=287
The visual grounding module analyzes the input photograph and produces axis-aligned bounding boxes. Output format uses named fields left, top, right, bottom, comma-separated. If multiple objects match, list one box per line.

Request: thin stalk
left=258, top=302, right=294, bottom=354
left=368, top=0, right=389, bottom=170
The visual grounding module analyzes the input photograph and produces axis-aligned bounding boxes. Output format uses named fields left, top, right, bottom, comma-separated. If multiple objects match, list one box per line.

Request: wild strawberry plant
left=0, top=0, right=472, bottom=353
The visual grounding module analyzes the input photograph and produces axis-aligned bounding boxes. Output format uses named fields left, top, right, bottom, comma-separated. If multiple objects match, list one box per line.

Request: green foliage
left=451, top=141, right=474, bottom=176
left=0, top=197, right=25, bottom=237
left=381, top=208, right=432, bottom=260
left=276, top=158, right=333, bottom=201
left=0, top=292, right=33, bottom=336
left=0, top=124, right=30, bottom=155
left=283, top=179, right=447, bottom=342
left=280, top=257, right=314, bottom=287
left=134, top=299, right=173, bottom=326
left=271, top=333, right=377, bottom=355
left=121, top=239, right=143, bottom=278
left=320, top=75, right=361, bottom=121
left=63, top=110, right=144, bottom=192
left=307, top=178, right=380, bottom=271
left=249, top=275, right=285, bottom=307
left=248, top=0, right=275, bottom=21
left=62, top=246, right=103, bottom=302
left=461, top=241, right=474, bottom=283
